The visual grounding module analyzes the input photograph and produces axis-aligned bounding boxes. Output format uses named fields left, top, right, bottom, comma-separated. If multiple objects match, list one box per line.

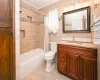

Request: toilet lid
left=45, top=51, right=55, bottom=57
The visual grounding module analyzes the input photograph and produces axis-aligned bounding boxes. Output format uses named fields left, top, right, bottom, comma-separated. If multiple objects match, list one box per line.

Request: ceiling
left=24, top=0, right=60, bottom=9
left=24, top=0, right=89, bottom=9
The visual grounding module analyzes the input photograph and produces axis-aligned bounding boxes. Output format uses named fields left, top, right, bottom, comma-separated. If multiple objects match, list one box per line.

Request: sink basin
left=65, top=41, right=83, bottom=46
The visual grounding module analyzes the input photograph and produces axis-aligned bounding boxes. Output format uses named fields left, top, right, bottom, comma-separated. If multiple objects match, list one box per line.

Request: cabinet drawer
left=71, top=46, right=97, bottom=54
left=80, top=52, right=97, bottom=59
left=58, top=44, right=71, bottom=51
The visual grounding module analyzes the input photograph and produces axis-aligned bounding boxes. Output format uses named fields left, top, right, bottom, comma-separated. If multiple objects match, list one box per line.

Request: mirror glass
left=63, top=6, right=90, bottom=33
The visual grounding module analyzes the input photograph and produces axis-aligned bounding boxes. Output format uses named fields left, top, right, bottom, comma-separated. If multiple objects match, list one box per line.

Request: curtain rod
left=91, top=19, right=100, bottom=27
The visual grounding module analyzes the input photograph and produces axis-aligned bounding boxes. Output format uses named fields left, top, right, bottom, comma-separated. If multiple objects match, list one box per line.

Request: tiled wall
left=39, top=0, right=93, bottom=42
left=93, top=1, right=100, bottom=80
left=20, top=2, right=44, bottom=54
left=93, top=2, right=100, bottom=45
left=36, top=16, right=45, bottom=49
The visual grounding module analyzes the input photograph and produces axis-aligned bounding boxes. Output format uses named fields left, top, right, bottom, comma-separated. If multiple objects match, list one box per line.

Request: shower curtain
left=44, top=15, right=50, bottom=52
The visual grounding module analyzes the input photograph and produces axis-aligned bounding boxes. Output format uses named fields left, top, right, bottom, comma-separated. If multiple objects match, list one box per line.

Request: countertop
left=57, top=41, right=98, bottom=49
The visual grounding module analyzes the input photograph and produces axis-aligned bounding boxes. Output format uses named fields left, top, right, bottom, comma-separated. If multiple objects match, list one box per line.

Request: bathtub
left=20, top=48, right=45, bottom=79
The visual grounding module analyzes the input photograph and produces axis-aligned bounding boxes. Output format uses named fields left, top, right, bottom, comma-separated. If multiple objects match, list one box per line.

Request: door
left=0, top=28, right=11, bottom=80
left=67, top=51, right=79, bottom=80
left=80, top=56, right=97, bottom=80
left=0, top=0, right=15, bottom=80
left=0, top=0, right=12, bottom=27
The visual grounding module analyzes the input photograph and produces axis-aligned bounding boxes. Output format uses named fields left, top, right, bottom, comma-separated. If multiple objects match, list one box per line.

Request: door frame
left=10, top=0, right=16, bottom=80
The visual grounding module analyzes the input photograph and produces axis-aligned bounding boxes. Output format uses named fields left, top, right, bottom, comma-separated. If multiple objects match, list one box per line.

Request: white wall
left=15, top=0, right=20, bottom=80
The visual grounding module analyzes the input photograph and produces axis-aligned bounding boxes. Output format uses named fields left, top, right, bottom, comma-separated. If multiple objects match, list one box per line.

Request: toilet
left=44, top=42, right=57, bottom=72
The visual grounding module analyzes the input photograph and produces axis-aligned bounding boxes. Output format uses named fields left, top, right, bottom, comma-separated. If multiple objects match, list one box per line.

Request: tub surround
left=20, top=1, right=44, bottom=54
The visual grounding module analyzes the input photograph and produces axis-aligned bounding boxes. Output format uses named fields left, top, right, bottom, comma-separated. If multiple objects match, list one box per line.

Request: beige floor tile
left=24, top=64, right=72, bottom=80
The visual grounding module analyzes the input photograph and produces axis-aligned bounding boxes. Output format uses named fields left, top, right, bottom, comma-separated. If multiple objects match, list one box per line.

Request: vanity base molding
left=57, top=44, right=97, bottom=80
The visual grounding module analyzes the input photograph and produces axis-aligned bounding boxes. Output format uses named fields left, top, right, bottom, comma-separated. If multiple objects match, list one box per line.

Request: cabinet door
left=80, top=56, right=97, bottom=80
left=0, top=28, right=10, bottom=80
left=58, top=45, right=67, bottom=74
left=67, top=51, right=79, bottom=80
left=0, top=0, right=12, bottom=27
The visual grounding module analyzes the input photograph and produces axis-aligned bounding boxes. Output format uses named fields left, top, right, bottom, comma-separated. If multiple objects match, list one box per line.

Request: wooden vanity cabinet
left=57, top=44, right=97, bottom=80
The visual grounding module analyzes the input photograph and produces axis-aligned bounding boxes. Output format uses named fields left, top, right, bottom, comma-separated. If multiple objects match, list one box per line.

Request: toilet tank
left=50, top=42, right=57, bottom=52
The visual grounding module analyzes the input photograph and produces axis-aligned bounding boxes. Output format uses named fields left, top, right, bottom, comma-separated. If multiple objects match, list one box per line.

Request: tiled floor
left=24, top=64, right=72, bottom=80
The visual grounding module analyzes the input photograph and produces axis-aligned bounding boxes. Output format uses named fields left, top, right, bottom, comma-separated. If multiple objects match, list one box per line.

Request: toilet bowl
left=44, top=42, right=57, bottom=72
left=45, top=51, right=56, bottom=72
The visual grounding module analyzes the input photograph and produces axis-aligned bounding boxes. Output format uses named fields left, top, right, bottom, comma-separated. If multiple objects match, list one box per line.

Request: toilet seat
left=45, top=51, right=55, bottom=59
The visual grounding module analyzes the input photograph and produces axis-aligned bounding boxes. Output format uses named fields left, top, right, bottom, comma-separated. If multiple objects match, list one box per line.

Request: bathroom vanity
left=57, top=41, right=97, bottom=80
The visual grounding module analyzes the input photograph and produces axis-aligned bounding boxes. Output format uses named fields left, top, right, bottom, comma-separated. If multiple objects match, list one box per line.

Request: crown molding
left=21, top=0, right=45, bottom=16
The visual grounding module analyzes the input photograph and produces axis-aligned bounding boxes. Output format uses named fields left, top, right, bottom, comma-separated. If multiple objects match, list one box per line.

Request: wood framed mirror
left=63, top=6, right=91, bottom=33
